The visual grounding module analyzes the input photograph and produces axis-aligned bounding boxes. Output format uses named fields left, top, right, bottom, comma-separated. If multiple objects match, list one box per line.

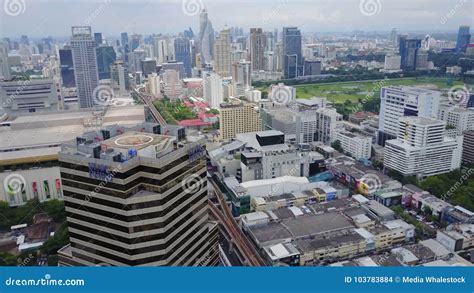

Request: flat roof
left=282, top=213, right=354, bottom=239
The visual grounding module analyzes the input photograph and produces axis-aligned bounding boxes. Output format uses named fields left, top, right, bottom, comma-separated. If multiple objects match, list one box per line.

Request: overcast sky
left=0, top=0, right=473, bottom=38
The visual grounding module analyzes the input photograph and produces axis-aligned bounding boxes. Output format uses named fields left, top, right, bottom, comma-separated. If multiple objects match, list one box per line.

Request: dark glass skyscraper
left=282, top=27, right=303, bottom=79
left=96, top=46, right=117, bottom=80
left=456, top=26, right=471, bottom=53
left=399, top=36, right=421, bottom=71
left=94, top=32, right=103, bottom=46
left=59, top=48, right=76, bottom=87
left=174, top=37, right=192, bottom=78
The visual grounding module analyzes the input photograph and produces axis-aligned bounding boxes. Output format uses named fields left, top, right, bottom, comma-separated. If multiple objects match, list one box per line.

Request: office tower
left=462, top=130, right=474, bottom=164
left=174, top=37, right=192, bottom=78
left=130, top=34, right=142, bottom=52
left=162, top=61, right=185, bottom=80
left=213, top=28, right=231, bottom=77
left=121, top=32, right=128, bottom=47
left=94, top=33, right=103, bottom=46
left=390, top=28, right=397, bottom=46
left=204, top=73, right=223, bottom=108
left=199, top=9, right=214, bottom=64
left=377, top=86, right=440, bottom=146
left=128, top=49, right=146, bottom=73
left=282, top=27, right=303, bottom=79
left=384, top=55, right=401, bottom=71
left=415, top=50, right=429, bottom=70
left=399, top=36, right=421, bottom=71
left=162, top=70, right=184, bottom=100
left=303, top=60, right=321, bottom=76
left=249, top=28, right=266, bottom=71
left=140, top=58, right=156, bottom=76
left=456, top=26, right=471, bottom=53
left=110, top=61, right=129, bottom=95
left=264, top=31, right=275, bottom=52
left=0, top=79, right=59, bottom=115
left=58, top=125, right=219, bottom=266
left=59, top=48, right=76, bottom=87
left=70, top=26, right=100, bottom=109
left=219, top=101, right=262, bottom=140
left=96, top=46, right=116, bottom=80
left=274, top=42, right=283, bottom=72
left=20, top=35, right=29, bottom=46
left=384, top=117, right=462, bottom=177
left=153, top=37, right=169, bottom=65
left=0, top=42, right=11, bottom=80
left=232, top=59, right=251, bottom=97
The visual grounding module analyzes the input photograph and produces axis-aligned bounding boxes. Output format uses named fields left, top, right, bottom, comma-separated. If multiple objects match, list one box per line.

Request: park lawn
left=295, top=77, right=462, bottom=104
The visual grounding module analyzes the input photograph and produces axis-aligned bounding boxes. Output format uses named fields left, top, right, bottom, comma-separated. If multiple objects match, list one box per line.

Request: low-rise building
left=335, top=131, right=372, bottom=160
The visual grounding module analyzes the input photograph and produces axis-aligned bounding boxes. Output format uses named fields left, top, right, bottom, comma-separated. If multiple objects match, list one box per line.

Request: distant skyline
left=0, top=0, right=473, bottom=38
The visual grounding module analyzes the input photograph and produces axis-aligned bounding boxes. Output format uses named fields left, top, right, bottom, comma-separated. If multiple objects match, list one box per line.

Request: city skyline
left=0, top=0, right=473, bottom=38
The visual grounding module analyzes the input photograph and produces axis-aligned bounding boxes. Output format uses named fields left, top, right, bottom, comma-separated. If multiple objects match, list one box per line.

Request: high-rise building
left=199, top=9, right=214, bottom=64
left=70, top=26, right=100, bottom=109
left=94, top=32, right=103, bottom=46
left=399, top=36, right=421, bottom=71
left=249, top=28, right=266, bottom=71
left=303, top=60, right=321, bottom=76
left=96, top=46, right=116, bottom=80
left=462, top=130, right=474, bottom=164
left=174, top=37, right=192, bottom=78
left=384, top=117, right=462, bottom=178
left=59, top=48, right=76, bottom=87
left=456, top=25, right=471, bottom=53
left=58, top=125, right=219, bottom=266
left=153, top=37, right=169, bottom=65
left=110, top=61, right=129, bottom=95
left=219, top=101, right=262, bottom=140
left=377, top=86, right=440, bottom=146
left=391, top=28, right=398, bottom=46
left=282, top=27, right=303, bottom=79
left=213, top=28, right=231, bottom=77
left=140, top=58, right=157, bottom=77
left=232, top=60, right=251, bottom=97
left=0, top=42, right=11, bottom=80
left=204, top=73, right=223, bottom=108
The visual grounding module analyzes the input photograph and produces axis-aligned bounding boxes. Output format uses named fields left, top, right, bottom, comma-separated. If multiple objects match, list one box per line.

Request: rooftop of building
left=399, top=116, right=445, bottom=126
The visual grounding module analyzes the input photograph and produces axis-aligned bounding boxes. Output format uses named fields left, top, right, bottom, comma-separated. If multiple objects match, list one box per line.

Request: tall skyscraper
left=199, top=9, right=214, bottom=64
left=232, top=59, right=251, bottom=96
left=390, top=28, right=397, bottom=46
left=377, top=86, right=440, bottom=146
left=399, top=36, right=421, bottom=71
left=59, top=48, right=76, bottom=87
left=204, top=73, right=223, bottom=108
left=58, top=125, right=219, bottom=266
left=121, top=32, right=129, bottom=62
left=94, top=32, right=103, bottom=46
left=282, top=27, right=303, bottom=79
left=153, top=37, right=169, bottom=65
left=0, top=42, right=11, bottom=80
left=174, top=37, right=192, bottom=78
left=213, top=28, right=231, bottom=77
left=70, top=26, right=100, bottom=108
left=456, top=25, right=471, bottom=53
left=96, top=46, right=116, bottom=80
left=249, top=28, right=266, bottom=71
left=110, top=61, right=129, bottom=95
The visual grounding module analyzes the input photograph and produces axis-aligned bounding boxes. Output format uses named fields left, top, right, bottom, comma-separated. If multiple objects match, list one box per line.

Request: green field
left=295, top=77, right=462, bottom=104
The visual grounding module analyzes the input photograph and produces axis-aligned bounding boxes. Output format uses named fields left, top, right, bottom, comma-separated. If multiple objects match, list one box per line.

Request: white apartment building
left=204, top=73, right=224, bottom=108
left=438, top=105, right=474, bottom=135
left=384, top=117, right=462, bottom=178
left=336, top=131, right=372, bottom=160
left=316, top=107, right=343, bottom=144
left=378, top=86, right=440, bottom=146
